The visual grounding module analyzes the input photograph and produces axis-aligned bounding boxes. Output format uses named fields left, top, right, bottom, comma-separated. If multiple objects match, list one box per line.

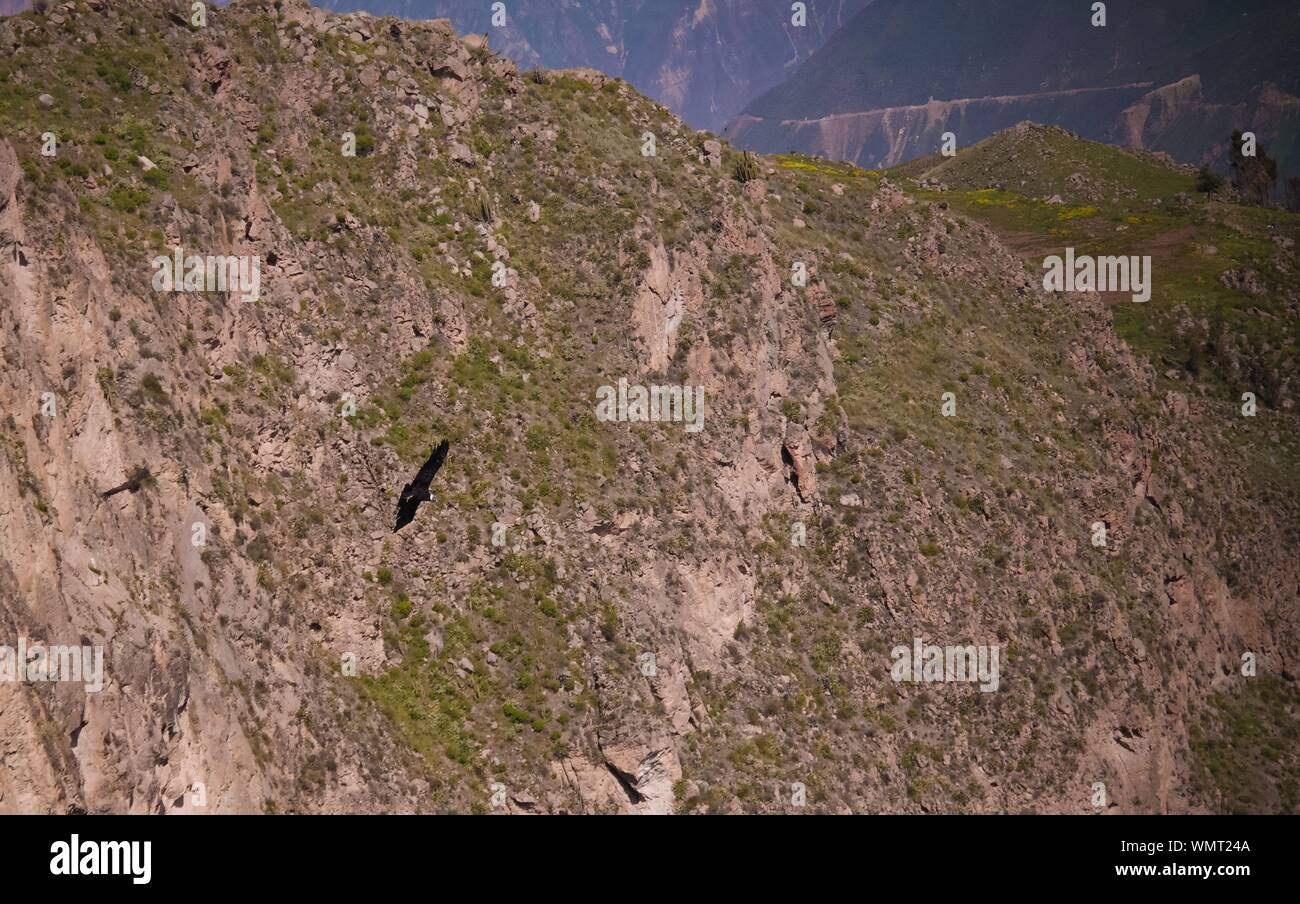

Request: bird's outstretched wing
left=393, top=440, right=450, bottom=532
left=393, top=493, right=422, bottom=533
left=412, top=439, right=450, bottom=493
left=101, top=467, right=151, bottom=499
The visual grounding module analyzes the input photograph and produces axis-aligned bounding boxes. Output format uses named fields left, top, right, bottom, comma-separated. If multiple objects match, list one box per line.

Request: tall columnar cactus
left=469, top=188, right=494, bottom=223
left=732, top=151, right=761, bottom=184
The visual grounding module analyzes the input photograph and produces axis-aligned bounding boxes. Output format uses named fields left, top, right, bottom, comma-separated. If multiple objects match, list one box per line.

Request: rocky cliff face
left=727, top=0, right=1300, bottom=181
left=0, top=0, right=1295, bottom=814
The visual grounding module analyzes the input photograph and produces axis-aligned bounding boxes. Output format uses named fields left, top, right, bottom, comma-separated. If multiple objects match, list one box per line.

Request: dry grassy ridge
left=0, top=0, right=1295, bottom=814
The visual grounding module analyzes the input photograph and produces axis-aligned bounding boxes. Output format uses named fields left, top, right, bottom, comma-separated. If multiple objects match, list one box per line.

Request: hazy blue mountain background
left=725, top=0, right=1300, bottom=178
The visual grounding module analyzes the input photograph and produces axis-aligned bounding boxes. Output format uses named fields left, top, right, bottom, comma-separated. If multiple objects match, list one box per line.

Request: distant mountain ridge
left=726, top=0, right=1300, bottom=178
left=316, top=0, right=870, bottom=131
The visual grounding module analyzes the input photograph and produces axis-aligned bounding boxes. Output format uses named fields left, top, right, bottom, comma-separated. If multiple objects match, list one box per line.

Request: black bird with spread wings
left=100, top=467, right=151, bottom=499
left=393, top=440, right=449, bottom=533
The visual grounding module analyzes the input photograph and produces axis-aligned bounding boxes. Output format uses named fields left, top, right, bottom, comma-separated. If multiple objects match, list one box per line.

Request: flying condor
left=393, top=440, right=450, bottom=533
left=100, top=467, right=151, bottom=499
